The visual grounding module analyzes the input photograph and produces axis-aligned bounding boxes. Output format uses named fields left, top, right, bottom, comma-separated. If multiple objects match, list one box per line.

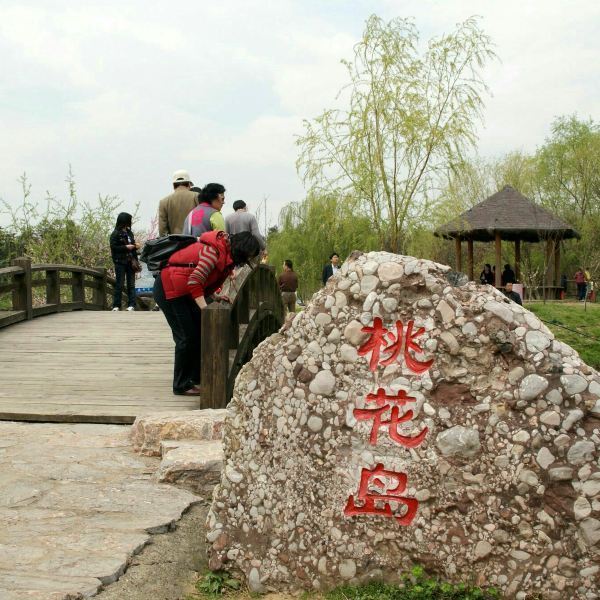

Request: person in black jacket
left=322, top=252, right=340, bottom=285
left=501, top=263, right=516, bottom=286
left=503, top=282, right=522, bottom=306
left=479, top=263, right=494, bottom=285
left=110, top=212, right=139, bottom=311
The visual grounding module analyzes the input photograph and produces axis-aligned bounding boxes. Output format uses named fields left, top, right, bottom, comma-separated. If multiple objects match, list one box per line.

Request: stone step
left=130, top=409, right=228, bottom=456
left=156, top=440, right=224, bottom=495
left=159, top=438, right=215, bottom=457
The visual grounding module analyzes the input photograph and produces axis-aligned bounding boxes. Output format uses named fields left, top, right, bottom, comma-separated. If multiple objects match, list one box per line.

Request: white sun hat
left=172, top=169, right=191, bottom=184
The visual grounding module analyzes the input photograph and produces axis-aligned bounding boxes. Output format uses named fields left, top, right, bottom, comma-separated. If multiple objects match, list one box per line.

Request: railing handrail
left=0, top=265, right=25, bottom=277
left=0, top=257, right=114, bottom=329
left=31, top=263, right=111, bottom=278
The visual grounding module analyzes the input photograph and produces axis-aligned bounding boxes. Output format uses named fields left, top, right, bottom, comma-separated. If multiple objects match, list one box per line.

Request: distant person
left=575, top=267, right=587, bottom=301
left=225, top=200, right=266, bottom=251
left=322, top=253, right=340, bottom=285
left=560, top=273, right=568, bottom=300
left=110, top=212, right=140, bottom=312
left=503, top=282, right=522, bottom=306
left=585, top=267, right=593, bottom=300
left=158, top=170, right=199, bottom=236
left=183, top=183, right=226, bottom=238
left=560, top=273, right=568, bottom=293
left=154, top=231, right=260, bottom=396
left=501, top=263, right=516, bottom=286
left=278, top=260, right=298, bottom=314
left=479, top=264, right=494, bottom=285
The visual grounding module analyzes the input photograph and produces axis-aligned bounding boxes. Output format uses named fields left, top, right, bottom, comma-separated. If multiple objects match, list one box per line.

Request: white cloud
left=0, top=0, right=599, bottom=233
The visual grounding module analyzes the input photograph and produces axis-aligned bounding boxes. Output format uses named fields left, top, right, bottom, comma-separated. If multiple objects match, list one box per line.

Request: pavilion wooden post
left=514, top=239, right=521, bottom=282
left=554, top=240, right=561, bottom=288
left=545, top=239, right=554, bottom=287
left=467, top=239, right=474, bottom=281
left=494, top=232, right=502, bottom=287
left=455, top=238, right=462, bottom=272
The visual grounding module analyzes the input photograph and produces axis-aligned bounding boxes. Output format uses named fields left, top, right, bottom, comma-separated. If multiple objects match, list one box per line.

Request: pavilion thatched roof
left=435, top=185, right=580, bottom=243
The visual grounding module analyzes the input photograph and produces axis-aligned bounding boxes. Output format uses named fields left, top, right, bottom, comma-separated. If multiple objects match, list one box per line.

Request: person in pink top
left=574, top=268, right=587, bottom=301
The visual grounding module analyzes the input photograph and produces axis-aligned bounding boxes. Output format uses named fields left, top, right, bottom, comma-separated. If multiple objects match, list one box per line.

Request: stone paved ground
left=0, top=422, right=199, bottom=599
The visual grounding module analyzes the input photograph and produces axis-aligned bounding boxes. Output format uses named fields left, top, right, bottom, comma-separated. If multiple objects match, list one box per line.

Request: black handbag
left=129, top=255, right=143, bottom=273
left=139, top=235, right=197, bottom=271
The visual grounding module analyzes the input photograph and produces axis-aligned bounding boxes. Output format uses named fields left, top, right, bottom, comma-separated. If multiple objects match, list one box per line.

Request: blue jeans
left=113, top=262, right=136, bottom=308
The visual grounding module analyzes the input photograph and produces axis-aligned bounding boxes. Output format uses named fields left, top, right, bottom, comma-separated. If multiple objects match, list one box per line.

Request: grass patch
left=325, top=568, right=499, bottom=600
left=189, top=567, right=499, bottom=600
left=527, top=301, right=600, bottom=369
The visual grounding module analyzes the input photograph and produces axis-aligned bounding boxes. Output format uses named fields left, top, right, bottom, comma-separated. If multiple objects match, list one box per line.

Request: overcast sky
left=1, top=0, right=598, bottom=232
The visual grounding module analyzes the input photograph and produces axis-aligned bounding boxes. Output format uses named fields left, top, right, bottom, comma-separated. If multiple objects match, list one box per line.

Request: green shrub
left=195, top=571, right=242, bottom=597
left=0, top=169, right=141, bottom=273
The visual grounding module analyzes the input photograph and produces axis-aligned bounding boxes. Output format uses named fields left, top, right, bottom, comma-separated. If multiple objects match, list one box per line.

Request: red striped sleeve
left=188, top=245, right=219, bottom=297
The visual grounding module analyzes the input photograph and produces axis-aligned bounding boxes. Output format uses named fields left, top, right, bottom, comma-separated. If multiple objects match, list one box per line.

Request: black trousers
left=113, top=262, right=136, bottom=308
left=153, top=276, right=202, bottom=393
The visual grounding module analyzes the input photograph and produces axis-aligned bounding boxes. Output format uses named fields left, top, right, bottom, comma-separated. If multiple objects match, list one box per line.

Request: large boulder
left=207, top=252, right=600, bottom=599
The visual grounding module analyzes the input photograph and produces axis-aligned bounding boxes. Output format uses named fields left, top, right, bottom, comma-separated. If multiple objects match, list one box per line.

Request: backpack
left=139, top=234, right=197, bottom=271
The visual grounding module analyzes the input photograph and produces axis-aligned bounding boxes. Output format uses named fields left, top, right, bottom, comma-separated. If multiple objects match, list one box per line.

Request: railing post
left=72, top=271, right=85, bottom=305
left=93, top=267, right=107, bottom=309
left=11, top=257, right=32, bottom=319
left=248, top=269, right=258, bottom=309
left=229, top=302, right=240, bottom=350
left=46, top=268, right=60, bottom=306
left=200, top=303, right=230, bottom=409
left=238, top=282, right=250, bottom=324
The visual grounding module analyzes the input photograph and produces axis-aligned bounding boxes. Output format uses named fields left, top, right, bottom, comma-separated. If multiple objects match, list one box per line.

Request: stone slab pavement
left=0, top=422, right=199, bottom=600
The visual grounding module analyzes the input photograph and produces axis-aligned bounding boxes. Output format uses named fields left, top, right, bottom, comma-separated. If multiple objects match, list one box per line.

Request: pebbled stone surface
left=0, top=422, right=199, bottom=599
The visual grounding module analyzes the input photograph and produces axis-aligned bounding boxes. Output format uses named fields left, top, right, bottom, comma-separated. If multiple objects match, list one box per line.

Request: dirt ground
left=96, top=501, right=209, bottom=600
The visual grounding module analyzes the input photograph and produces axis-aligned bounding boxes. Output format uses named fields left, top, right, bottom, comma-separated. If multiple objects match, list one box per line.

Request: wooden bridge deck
left=0, top=312, right=199, bottom=424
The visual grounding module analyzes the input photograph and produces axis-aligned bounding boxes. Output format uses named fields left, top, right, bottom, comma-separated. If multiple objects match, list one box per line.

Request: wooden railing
left=0, top=257, right=114, bottom=329
left=200, top=263, right=284, bottom=409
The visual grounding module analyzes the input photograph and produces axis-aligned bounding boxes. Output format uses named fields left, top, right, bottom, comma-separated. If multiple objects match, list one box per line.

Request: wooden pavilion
left=435, top=186, right=580, bottom=292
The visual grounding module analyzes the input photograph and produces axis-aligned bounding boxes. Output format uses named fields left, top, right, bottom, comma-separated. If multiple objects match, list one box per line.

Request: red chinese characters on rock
left=358, top=317, right=433, bottom=374
left=346, top=316, right=433, bottom=527
left=353, top=388, right=429, bottom=447
left=344, top=463, right=418, bottom=526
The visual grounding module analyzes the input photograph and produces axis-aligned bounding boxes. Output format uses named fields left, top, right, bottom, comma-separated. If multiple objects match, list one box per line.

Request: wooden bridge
left=0, top=258, right=284, bottom=423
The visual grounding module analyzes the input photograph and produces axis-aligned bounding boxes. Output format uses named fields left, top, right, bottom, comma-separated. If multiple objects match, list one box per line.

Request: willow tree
left=535, top=116, right=600, bottom=276
left=268, top=191, right=379, bottom=299
left=297, top=15, right=495, bottom=253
